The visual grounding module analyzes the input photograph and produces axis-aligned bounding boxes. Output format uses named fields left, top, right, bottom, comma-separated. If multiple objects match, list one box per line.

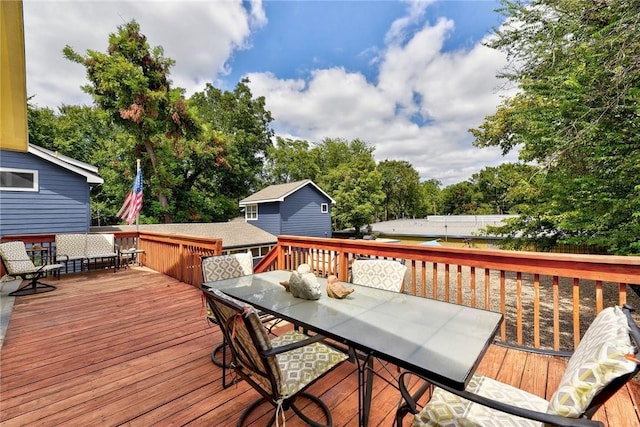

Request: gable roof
left=239, top=179, right=335, bottom=206
left=28, top=144, right=103, bottom=185
left=92, top=219, right=277, bottom=250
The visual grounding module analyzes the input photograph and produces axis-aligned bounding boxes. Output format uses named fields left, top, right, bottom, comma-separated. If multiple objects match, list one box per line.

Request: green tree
left=441, top=181, right=483, bottom=215
left=376, top=160, right=421, bottom=220
left=263, top=137, right=320, bottom=184
left=190, top=79, right=274, bottom=199
left=64, top=20, right=201, bottom=223
left=472, top=0, right=640, bottom=253
left=312, top=138, right=384, bottom=233
left=417, top=179, right=443, bottom=216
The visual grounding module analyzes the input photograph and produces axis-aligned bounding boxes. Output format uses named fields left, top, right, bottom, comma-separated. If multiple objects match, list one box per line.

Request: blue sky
left=22, top=0, right=518, bottom=185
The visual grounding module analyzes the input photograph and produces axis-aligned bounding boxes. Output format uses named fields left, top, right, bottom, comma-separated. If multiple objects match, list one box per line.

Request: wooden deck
left=1, top=268, right=639, bottom=426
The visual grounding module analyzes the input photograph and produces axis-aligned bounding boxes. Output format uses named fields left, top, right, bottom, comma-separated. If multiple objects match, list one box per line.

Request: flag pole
left=135, top=159, right=140, bottom=246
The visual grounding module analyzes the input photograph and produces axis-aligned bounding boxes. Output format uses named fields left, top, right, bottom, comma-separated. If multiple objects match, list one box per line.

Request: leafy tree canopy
left=471, top=0, right=640, bottom=253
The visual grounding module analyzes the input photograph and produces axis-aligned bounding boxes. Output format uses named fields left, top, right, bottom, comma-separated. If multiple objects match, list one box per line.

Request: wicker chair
left=202, top=287, right=348, bottom=426
left=0, top=241, right=63, bottom=296
left=396, top=305, right=640, bottom=427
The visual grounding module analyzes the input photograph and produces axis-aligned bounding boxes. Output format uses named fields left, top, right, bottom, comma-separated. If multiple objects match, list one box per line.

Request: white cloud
left=23, top=0, right=254, bottom=108
left=245, top=8, right=517, bottom=185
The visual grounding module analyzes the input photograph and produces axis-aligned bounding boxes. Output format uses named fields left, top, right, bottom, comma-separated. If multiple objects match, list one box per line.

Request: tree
left=471, top=0, right=640, bottom=253
left=313, top=138, right=385, bottom=233
left=189, top=80, right=274, bottom=198
left=417, top=179, right=443, bottom=216
left=376, top=160, right=421, bottom=220
left=263, top=137, right=320, bottom=184
left=64, top=20, right=201, bottom=223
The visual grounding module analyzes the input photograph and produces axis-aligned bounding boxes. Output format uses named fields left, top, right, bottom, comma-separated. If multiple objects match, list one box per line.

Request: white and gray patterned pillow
left=202, top=252, right=253, bottom=283
left=413, top=374, right=548, bottom=427
left=547, top=306, right=637, bottom=417
left=351, top=259, right=407, bottom=292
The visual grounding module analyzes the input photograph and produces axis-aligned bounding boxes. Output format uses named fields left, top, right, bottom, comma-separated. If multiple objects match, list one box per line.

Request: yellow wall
left=0, top=0, right=28, bottom=152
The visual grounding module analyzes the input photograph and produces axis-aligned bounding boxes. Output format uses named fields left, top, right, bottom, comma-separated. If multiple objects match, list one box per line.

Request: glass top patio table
left=203, top=269, right=503, bottom=391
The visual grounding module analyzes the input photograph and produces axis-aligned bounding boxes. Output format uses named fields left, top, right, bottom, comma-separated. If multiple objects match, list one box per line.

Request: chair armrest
left=263, top=334, right=327, bottom=357
left=397, top=371, right=604, bottom=427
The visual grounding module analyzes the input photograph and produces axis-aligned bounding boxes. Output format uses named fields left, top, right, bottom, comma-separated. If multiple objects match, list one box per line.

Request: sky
left=22, top=0, right=520, bottom=186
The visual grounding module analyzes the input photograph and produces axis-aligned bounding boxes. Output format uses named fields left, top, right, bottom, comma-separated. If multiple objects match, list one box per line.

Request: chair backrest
left=0, top=241, right=36, bottom=275
left=548, top=305, right=640, bottom=419
left=351, top=259, right=407, bottom=292
left=55, top=233, right=87, bottom=258
left=85, top=234, right=116, bottom=257
left=201, top=252, right=253, bottom=283
left=204, top=288, right=283, bottom=397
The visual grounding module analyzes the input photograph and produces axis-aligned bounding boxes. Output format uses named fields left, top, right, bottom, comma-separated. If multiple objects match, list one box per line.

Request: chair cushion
left=85, top=234, right=117, bottom=257
left=547, top=306, right=637, bottom=417
left=351, top=259, right=407, bottom=292
left=413, top=374, right=548, bottom=427
left=55, top=234, right=87, bottom=259
left=202, top=252, right=253, bottom=282
left=274, top=330, right=349, bottom=397
left=0, top=242, right=36, bottom=274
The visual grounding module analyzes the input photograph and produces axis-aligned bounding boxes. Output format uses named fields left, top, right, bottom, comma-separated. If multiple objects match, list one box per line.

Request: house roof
left=28, top=144, right=103, bottom=185
left=92, top=218, right=277, bottom=249
left=239, top=179, right=335, bottom=206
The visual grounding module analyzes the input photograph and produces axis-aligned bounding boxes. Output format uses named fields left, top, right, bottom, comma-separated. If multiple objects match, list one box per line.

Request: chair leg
left=237, top=393, right=332, bottom=427
left=211, top=340, right=240, bottom=388
left=8, top=277, right=56, bottom=297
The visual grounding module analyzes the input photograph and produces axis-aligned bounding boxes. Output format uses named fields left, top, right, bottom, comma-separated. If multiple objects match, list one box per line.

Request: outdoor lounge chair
left=0, top=241, right=64, bottom=296
left=351, top=258, right=407, bottom=292
left=201, top=287, right=348, bottom=427
left=396, top=304, right=640, bottom=427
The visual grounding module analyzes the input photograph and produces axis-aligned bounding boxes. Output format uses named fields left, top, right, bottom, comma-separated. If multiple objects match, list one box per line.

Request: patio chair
left=350, top=258, right=407, bottom=292
left=396, top=304, right=640, bottom=427
left=202, top=287, right=349, bottom=427
left=201, top=252, right=280, bottom=387
left=85, top=234, right=118, bottom=271
left=0, top=241, right=64, bottom=296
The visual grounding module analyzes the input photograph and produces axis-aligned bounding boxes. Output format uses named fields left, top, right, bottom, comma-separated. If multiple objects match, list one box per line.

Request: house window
left=246, top=204, right=258, bottom=220
left=0, top=168, right=38, bottom=192
left=321, top=203, right=328, bottom=213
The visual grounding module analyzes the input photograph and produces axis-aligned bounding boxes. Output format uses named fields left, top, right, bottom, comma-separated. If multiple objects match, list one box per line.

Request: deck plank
left=1, top=268, right=638, bottom=426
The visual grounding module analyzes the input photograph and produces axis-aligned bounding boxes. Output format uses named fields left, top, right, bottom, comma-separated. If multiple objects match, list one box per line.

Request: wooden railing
left=5, top=232, right=640, bottom=352
left=137, top=232, right=222, bottom=286
left=254, top=235, right=640, bottom=352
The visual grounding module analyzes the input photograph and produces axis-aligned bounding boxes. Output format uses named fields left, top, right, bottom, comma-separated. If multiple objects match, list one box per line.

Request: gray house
left=0, top=144, right=103, bottom=236
left=239, top=180, right=334, bottom=238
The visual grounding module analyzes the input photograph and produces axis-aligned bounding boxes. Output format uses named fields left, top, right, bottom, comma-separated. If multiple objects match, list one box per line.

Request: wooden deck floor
left=1, top=268, right=639, bottom=426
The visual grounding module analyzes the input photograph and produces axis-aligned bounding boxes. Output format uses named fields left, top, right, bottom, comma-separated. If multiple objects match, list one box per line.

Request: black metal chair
left=396, top=305, right=640, bottom=427
left=201, top=252, right=281, bottom=388
left=202, top=287, right=348, bottom=427
left=0, top=241, right=63, bottom=296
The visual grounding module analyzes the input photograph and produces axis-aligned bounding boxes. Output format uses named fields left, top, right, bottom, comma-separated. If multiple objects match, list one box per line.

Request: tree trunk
left=143, top=139, right=173, bottom=223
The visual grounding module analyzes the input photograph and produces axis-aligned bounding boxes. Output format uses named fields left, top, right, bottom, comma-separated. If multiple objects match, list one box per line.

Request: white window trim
left=321, top=203, right=328, bottom=213
left=0, top=167, right=39, bottom=192
left=245, top=204, right=258, bottom=220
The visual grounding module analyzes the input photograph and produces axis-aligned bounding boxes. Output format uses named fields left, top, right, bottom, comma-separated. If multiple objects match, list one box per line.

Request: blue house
left=0, top=144, right=103, bottom=237
left=239, top=180, right=334, bottom=238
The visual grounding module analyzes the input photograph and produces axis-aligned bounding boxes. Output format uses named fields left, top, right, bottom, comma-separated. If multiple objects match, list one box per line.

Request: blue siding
left=254, top=202, right=281, bottom=235
left=0, top=150, right=92, bottom=237
left=280, top=185, right=332, bottom=238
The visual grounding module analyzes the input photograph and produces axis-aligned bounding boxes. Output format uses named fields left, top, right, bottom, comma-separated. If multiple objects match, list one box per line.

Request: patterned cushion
left=0, top=241, right=37, bottom=274
left=351, top=259, right=407, bottom=292
left=547, top=306, right=636, bottom=417
left=274, top=330, right=349, bottom=397
left=202, top=252, right=253, bottom=283
left=413, top=374, right=548, bottom=427
left=55, top=233, right=87, bottom=261
left=0, top=241, right=63, bottom=275
left=85, top=234, right=117, bottom=258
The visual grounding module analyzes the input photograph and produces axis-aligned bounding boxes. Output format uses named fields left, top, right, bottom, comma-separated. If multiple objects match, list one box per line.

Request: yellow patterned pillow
left=547, top=306, right=637, bottom=417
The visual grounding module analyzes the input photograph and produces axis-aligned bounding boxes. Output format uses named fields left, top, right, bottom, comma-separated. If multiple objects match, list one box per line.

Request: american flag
left=117, top=169, right=143, bottom=225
